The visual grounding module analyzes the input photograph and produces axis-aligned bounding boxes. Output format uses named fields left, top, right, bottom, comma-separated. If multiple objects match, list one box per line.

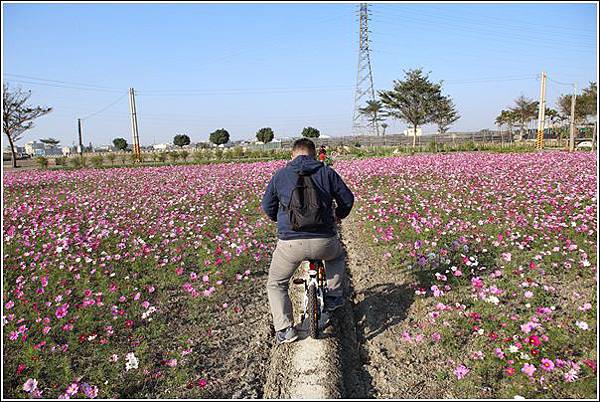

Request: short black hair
left=292, top=138, right=316, bottom=156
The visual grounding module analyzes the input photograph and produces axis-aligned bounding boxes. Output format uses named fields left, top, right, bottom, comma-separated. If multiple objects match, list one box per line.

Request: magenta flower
left=454, top=364, right=470, bottom=379
left=540, top=358, right=555, bottom=372
left=521, top=363, right=536, bottom=377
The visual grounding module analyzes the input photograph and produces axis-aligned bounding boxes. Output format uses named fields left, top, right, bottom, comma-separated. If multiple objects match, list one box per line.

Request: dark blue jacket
left=261, top=155, right=354, bottom=240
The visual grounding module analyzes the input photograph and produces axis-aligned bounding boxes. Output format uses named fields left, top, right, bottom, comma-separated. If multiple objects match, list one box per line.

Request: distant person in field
left=261, top=138, right=354, bottom=344
left=318, top=145, right=327, bottom=163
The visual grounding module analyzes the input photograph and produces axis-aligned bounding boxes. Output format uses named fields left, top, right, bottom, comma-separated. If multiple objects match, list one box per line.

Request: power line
left=4, top=79, right=124, bottom=93
left=370, top=13, right=595, bottom=52
left=80, top=92, right=129, bottom=120
left=547, top=77, right=575, bottom=86
left=3, top=73, right=122, bottom=91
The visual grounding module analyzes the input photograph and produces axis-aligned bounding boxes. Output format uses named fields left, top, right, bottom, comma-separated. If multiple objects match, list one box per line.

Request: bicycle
left=293, top=259, right=327, bottom=339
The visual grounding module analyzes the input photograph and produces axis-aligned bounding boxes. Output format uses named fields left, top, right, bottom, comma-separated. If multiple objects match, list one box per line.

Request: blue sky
left=3, top=2, right=597, bottom=146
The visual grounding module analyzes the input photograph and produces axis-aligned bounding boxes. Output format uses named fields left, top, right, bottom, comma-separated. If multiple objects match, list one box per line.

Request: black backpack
left=288, top=173, right=333, bottom=232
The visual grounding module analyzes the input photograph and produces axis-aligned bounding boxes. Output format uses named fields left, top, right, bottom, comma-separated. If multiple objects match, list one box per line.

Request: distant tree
left=40, top=137, right=60, bottom=146
left=256, top=127, right=275, bottom=143
left=557, top=82, right=597, bottom=125
left=379, top=69, right=443, bottom=148
left=3, top=84, right=52, bottom=168
left=580, top=82, right=597, bottom=121
left=381, top=122, right=388, bottom=136
left=432, top=96, right=460, bottom=134
left=301, top=126, right=320, bottom=138
left=113, top=137, right=128, bottom=151
left=173, top=134, right=191, bottom=147
left=359, top=100, right=386, bottom=136
left=209, top=128, right=230, bottom=145
left=509, top=95, right=539, bottom=141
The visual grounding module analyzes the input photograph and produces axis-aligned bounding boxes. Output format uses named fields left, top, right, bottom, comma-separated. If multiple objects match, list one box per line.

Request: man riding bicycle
left=261, top=138, right=355, bottom=343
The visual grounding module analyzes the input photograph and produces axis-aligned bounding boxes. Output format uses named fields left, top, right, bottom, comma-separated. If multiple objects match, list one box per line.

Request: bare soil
left=341, top=213, right=455, bottom=398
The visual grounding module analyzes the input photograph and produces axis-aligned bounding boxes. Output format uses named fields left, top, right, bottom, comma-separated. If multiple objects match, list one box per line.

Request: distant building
left=403, top=127, right=422, bottom=137
left=62, top=146, right=76, bottom=156
left=153, top=143, right=171, bottom=151
left=94, top=144, right=116, bottom=152
left=24, top=141, right=45, bottom=156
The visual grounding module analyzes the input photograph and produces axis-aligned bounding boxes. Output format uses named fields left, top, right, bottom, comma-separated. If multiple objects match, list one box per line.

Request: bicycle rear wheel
left=307, top=283, right=319, bottom=339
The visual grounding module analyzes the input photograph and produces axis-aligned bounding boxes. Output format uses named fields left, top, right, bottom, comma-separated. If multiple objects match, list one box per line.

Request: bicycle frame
left=298, top=259, right=326, bottom=327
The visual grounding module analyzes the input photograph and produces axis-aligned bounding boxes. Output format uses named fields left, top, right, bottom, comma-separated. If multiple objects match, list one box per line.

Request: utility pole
left=128, top=88, right=141, bottom=162
left=536, top=72, right=547, bottom=150
left=352, top=3, right=378, bottom=136
left=569, top=83, right=577, bottom=152
left=77, top=118, right=83, bottom=155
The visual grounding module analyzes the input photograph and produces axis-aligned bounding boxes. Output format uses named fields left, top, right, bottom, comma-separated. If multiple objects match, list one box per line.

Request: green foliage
left=112, top=138, right=128, bottom=151
left=301, top=126, right=320, bottom=138
left=54, top=156, right=66, bottom=166
left=192, top=151, right=204, bottom=163
left=179, top=150, right=189, bottom=162
left=35, top=156, right=48, bottom=169
left=256, top=127, right=275, bottom=143
left=379, top=68, right=444, bottom=145
left=168, top=151, right=180, bottom=163
left=558, top=82, right=598, bottom=125
left=509, top=96, right=539, bottom=139
left=69, top=156, right=87, bottom=168
left=209, top=129, right=230, bottom=145
left=90, top=155, right=104, bottom=168
left=359, top=100, right=387, bottom=135
left=106, top=153, right=117, bottom=165
left=214, top=149, right=223, bottom=160
left=433, top=96, right=460, bottom=134
left=173, top=134, right=191, bottom=147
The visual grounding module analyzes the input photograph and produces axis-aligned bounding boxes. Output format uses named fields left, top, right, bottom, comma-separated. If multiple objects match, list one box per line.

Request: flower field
left=2, top=150, right=597, bottom=399
left=3, top=163, right=286, bottom=398
left=335, top=151, right=597, bottom=398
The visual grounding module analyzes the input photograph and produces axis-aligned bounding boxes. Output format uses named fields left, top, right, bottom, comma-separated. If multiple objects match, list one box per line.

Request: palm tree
left=359, top=100, right=386, bottom=136
left=381, top=122, right=388, bottom=136
left=510, top=96, right=539, bottom=141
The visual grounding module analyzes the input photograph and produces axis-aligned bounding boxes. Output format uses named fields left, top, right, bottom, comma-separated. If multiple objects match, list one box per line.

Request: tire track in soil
left=341, top=212, right=455, bottom=398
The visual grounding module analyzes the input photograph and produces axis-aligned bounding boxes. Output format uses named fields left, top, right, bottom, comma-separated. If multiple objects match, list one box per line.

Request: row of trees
left=495, top=82, right=597, bottom=141
left=358, top=68, right=461, bottom=147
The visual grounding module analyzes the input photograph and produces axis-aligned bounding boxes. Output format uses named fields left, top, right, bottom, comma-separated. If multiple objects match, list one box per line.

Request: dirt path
left=263, top=268, right=343, bottom=398
left=341, top=213, right=454, bottom=398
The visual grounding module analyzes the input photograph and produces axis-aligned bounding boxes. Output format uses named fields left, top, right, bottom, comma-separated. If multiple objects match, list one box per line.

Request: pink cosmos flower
left=521, top=363, right=536, bottom=377
left=540, top=358, right=555, bottom=371
left=66, top=383, right=79, bottom=396
left=80, top=383, right=98, bottom=399
left=23, top=378, right=38, bottom=392
left=165, top=359, right=178, bottom=367
left=431, top=332, right=441, bottom=342
left=55, top=303, right=69, bottom=319
left=454, top=364, right=469, bottom=379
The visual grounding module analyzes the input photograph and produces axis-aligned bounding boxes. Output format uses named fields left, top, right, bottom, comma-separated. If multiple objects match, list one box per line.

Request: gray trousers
left=267, top=236, right=346, bottom=331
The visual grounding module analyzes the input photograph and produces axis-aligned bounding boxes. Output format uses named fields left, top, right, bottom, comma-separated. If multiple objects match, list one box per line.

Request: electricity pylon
left=352, top=3, right=378, bottom=136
